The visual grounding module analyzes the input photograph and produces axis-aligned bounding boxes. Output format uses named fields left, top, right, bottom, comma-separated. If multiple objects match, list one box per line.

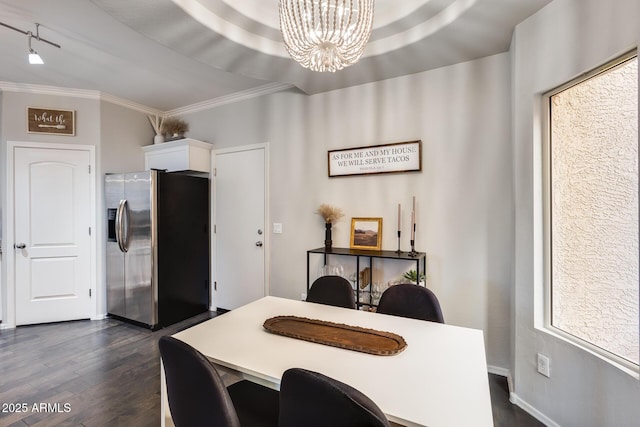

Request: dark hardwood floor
left=0, top=315, right=543, bottom=427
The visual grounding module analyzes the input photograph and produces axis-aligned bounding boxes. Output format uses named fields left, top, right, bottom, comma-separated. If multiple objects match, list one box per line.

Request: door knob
left=255, top=241, right=263, bottom=247
left=14, top=243, right=26, bottom=249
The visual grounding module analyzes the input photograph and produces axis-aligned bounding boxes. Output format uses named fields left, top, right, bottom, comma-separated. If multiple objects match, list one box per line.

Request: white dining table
left=162, top=296, right=494, bottom=427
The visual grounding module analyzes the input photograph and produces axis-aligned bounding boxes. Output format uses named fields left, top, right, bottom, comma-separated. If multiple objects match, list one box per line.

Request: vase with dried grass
left=316, top=204, right=344, bottom=251
left=147, top=114, right=165, bottom=144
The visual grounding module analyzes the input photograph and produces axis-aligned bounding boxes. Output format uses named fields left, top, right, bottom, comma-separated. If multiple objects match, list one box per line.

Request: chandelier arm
left=333, top=0, right=343, bottom=45
left=339, top=0, right=351, bottom=45
left=315, top=0, right=323, bottom=41
left=286, top=0, right=305, bottom=58
left=285, top=0, right=298, bottom=49
left=352, top=0, right=364, bottom=44
left=308, top=0, right=319, bottom=46
left=345, top=1, right=364, bottom=60
left=302, top=0, right=315, bottom=47
left=353, top=0, right=368, bottom=43
left=351, top=0, right=372, bottom=56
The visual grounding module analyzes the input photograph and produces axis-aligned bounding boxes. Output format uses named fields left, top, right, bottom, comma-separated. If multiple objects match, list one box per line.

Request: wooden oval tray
left=263, top=315, right=406, bottom=356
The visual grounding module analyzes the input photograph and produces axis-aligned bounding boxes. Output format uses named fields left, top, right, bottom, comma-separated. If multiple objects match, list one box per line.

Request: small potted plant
left=402, top=270, right=426, bottom=285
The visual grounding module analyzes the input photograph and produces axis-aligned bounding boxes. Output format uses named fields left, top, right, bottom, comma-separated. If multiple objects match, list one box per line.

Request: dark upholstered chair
left=376, top=283, right=444, bottom=323
left=306, top=275, right=356, bottom=309
left=278, top=368, right=390, bottom=427
left=159, top=336, right=278, bottom=427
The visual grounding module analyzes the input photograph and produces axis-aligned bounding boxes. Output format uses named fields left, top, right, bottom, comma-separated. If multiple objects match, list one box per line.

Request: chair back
left=306, top=275, right=356, bottom=309
left=376, top=283, right=444, bottom=323
left=159, top=336, right=241, bottom=427
left=278, top=368, right=390, bottom=427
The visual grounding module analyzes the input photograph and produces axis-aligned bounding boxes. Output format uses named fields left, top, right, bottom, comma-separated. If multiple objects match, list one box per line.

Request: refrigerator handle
left=116, top=199, right=128, bottom=253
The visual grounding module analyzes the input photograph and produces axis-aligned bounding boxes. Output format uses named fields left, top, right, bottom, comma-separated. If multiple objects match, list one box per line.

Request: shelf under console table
left=306, top=247, right=427, bottom=310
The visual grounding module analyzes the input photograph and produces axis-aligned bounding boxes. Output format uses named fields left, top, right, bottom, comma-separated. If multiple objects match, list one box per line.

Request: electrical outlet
left=273, top=223, right=283, bottom=234
left=537, top=353, right=550, bottom=377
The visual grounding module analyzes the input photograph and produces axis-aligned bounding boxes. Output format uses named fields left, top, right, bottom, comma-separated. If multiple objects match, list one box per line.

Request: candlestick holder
left=409, top=223, right=418, bottom=257
left=409, top=241, right=418, bottom=257
left=396, top=231, right=402, bottom=254
left=409, top=239, right=418, bottom=257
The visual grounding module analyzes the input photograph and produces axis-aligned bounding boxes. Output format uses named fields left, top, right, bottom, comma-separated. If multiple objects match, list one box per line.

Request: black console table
left=306, top=247, right=427, bottom=310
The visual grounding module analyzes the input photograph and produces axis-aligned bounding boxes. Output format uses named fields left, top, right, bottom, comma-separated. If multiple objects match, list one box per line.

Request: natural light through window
left=547, top=53, right=638, bottom=366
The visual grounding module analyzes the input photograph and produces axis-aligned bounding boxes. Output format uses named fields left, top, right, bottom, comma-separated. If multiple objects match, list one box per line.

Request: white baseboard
left=488, top=366, right=559, bottom=427
left=487, top=365, right=510, bottom=377
left=487, top=365, right=513, bottom=393
left=0, top=316, right=106, bottom=329
left=510, top=392, right=561, bottom=427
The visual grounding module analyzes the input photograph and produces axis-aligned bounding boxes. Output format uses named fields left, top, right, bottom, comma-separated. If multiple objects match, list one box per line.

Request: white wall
left=512, top=0, right=640, bottom=425
left=0, top=91, right=101, bottom=325
left=100, top=101, right=150, bottom=173
left=0, top=91, right=151, bottom=323
left=184, top=52, right=514, bottom=370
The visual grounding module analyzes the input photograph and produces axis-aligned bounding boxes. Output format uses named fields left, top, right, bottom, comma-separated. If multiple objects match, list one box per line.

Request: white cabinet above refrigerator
left=142, top=138, right=213, bottom=173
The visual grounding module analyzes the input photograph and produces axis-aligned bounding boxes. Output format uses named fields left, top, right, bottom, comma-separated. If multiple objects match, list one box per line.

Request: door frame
left=211, top=143, right=270, bottom=311
left=4, top=141, right=97, bottom=329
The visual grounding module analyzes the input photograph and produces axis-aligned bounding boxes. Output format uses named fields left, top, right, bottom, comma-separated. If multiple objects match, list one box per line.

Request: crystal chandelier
left=279, top=0, right=374, bottom=73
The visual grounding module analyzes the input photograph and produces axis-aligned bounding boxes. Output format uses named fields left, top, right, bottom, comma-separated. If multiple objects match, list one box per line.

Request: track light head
left=28, top=49, right=44, bottom=65
left=27, top=31, right=43, bottom=64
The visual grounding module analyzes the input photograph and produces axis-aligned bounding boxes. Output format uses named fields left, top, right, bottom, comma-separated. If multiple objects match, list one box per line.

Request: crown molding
left=0, top=81, right=101, bottom=100
left=0, top=81, right=294, bottom=117
left=99, top=92, right=162, bottom=116
left=164, top=82, right=294, bottom=116
left=0, top=81, right=162, bottom=115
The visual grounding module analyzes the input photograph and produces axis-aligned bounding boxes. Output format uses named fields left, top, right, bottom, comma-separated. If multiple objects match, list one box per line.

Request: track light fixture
left=0, top=21, right=61, bottom=65
left=28, top=28, right=44, bottom=64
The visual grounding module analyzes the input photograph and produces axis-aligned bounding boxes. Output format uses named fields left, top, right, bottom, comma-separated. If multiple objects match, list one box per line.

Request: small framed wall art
left=27, top=107, right=75, bottom=136
left=350, top=217, right=383, bottom=251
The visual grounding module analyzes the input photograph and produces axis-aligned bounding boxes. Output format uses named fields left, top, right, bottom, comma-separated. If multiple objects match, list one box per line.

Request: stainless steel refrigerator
left=105, top=170, right=210, bottom=329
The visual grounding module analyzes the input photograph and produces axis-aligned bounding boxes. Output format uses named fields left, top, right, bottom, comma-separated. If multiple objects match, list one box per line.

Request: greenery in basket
left=402, top=270, right=425, bottom=282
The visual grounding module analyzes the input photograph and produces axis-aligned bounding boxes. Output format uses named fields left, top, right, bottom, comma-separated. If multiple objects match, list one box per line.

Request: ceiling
left=0, top=0, right=552, bottom=112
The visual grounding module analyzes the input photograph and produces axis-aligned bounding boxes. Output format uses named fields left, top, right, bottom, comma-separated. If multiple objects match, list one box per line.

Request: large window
left=545, top=52, right=638, bottom=367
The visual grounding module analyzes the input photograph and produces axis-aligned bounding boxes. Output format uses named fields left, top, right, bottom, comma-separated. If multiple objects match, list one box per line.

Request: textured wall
left=550, top=58, right=638, bottom=364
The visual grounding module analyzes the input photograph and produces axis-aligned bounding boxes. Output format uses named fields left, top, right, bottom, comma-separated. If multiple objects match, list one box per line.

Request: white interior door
left=14, top=146, right=92, bottom=325
left=214, top=145, right=267, bottom=310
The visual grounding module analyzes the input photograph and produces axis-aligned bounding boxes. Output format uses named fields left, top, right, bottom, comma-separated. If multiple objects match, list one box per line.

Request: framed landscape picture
left=350, top=217, right=383, bottom=251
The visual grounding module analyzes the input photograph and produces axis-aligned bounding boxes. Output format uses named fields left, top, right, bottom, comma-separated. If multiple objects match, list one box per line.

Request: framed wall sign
left=27, top=107, right=75, bottom=136
left=350, top=217, right=383, bottom=251
left=328, top=140, right=421, bottom=177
